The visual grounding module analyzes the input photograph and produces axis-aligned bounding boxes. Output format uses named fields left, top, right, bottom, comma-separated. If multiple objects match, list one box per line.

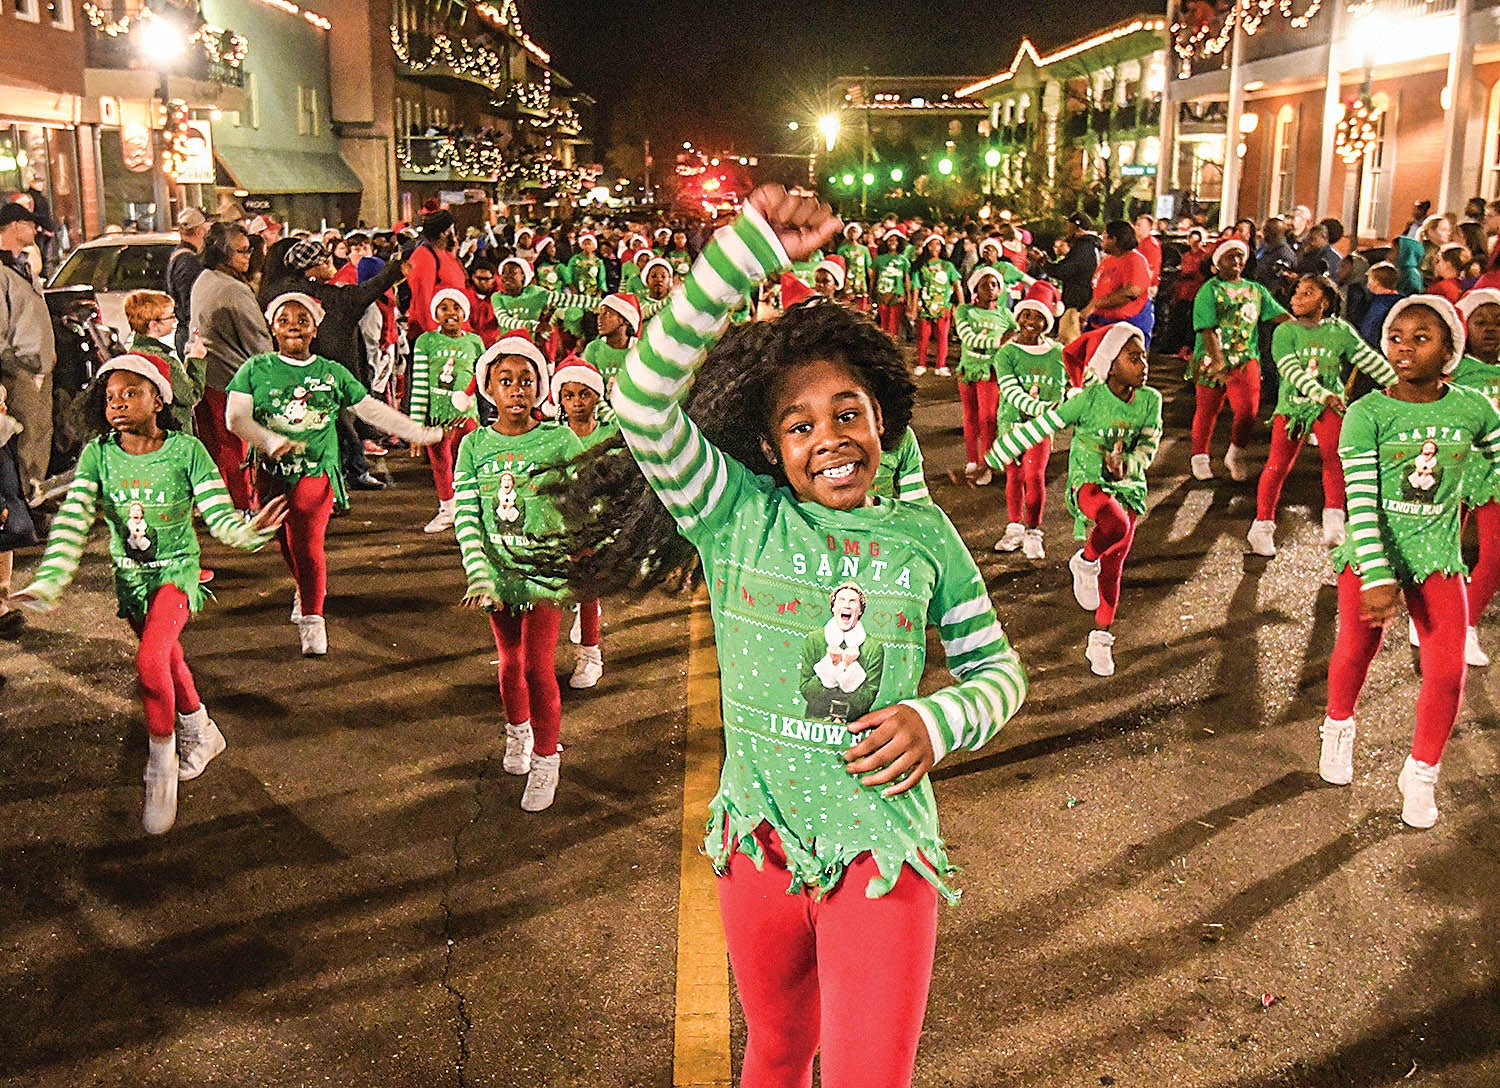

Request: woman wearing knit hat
left=16, top=353, right=289, bottom=834
left=1187, top=238, right=1290, bottom=482
left=411, top=288, right=483, bottom=533
left=226, top=293, right=444, bottom=656
left=909, top=233, right=961, bottom=376
left=986, top=323, right=1161, bottom=676
left=952, top=266, right=1017, bottom=485
left=1319, top=295, right=1500, bottom=828
left=991, top=300, right=1066, bottom=559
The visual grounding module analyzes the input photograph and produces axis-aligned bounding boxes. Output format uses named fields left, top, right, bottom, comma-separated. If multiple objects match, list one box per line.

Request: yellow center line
left=673, top=586, right=732, bottom=1088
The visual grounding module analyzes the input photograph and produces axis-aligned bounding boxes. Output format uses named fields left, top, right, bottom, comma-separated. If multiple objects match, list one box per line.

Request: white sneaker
left=569, top=647, right=603, bottom=689
left=1022, top=528, right=1045, bottom=560
left=290, top=591, right=302, bottom=623
left=1318, top=715, right=1356, bottom=785
left=1467, top=626, right=1490, bottom=667
left=1397, top=755, right=1440, bottom=828
left=1247, top=519, right=1277, bottom=557
left=298, top=615, right=327, bottom=656
left=143, top=740, right=179, bottom=835
left=503, top=721, right=534, bottom=775
left=176, top=707, right=225, bottom=781
left=423, top=498, right=456, bottom=534
left=935, top=366, right=952, bottom=377
left=1224, top=443, right=1251, bottom=482
left=1408, top=616, right=1420, bottom=648
left=1321, top=508, right=1346, bottom=547
left=1190, top=453, right=1214, bottom=480
left=913, top=365, right=927, bottom=376
left=521, top=752, right=560, bottom=812
left=1069, top=549, right=1101, bottom=611
left=994, top=522, right=1026, bottom=552
left=569, top=607, right=582, bottom=644
left=1085, top=629, right=1116, bottom=676
left=973, top=466, right=992, bottom=486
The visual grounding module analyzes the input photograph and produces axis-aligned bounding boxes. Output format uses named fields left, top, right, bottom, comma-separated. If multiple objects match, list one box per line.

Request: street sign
left=1121, top=163, right=1157, bottom=178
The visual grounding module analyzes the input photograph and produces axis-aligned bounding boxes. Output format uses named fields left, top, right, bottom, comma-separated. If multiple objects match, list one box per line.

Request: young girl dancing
left=952, top=266, right=1016, bottom=485
left=455, top=332, right=583, bottom=811
left=226, top=292, right=443, bottom=655
left=607, top=188, right=1026, bottom=1088
left=410, top=288, right=482, bottom=533
left=1320, top=296, right=1500, bottom=827
left=874, top=228, right=911, bottom=339
left=1247, top=274, right=1396, bottom=557
left=992, top=299, right=1066, bottom=559
left=909, top=233, right=961, bottom=376
left=17, top=354, right=287, bottom=834
left=986, top=323, right=1161, bottom=676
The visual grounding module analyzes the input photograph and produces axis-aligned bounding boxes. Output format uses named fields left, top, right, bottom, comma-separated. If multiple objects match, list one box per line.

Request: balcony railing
left=397, top=135, right=504, bottom=181
left=1179, top=100, right=1230, bottom=127
left=85, top=11, right=247, bottom=88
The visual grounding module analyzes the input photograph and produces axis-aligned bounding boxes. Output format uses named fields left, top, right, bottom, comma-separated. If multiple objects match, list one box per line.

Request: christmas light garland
left=1333, top=93, right=1382, bottom=162
left=161, top=99, right=195, bottom=179
left=1170, top=0, right=1326, bottom=62
left=391, top=26, right=512, bottom=91
left=395, top=140, right=597, bottom=196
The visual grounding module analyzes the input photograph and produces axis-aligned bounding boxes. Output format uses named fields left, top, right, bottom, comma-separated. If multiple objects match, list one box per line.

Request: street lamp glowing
left=841, top=173, right=854, bottom=187
left=937, top=157, right=954, bottom=176
left=136, top=14, right=187, bottom=65
left=787, top=120, right=800, bottom=131
left=984, top=148, right=1001, bottom=168
left=862, top=171, right=875, bottom=185
left=889, top=167, right=903, bottom=182
left=818, top=114, right=841, bottom=153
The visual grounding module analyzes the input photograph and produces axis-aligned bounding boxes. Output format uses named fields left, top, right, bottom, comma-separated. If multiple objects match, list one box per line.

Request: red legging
left=877, top=301, right=905, bottom=337
left=717, top=823, right=939, bottom=1088
left=1005, top=439, right=1052, bottom=527
left=1255, top=410, right=1346, bottom=521
left=489, top=603, right=564, bottom=756
left=578, top=598, right=601, bottom=648
left=957, top=379, right=999, bottom=464
left=915, top=313, right=952, bottom=371
left=1327, top=568, right=1467, bottom=764
left=1466, top=502, right=1500, bottom=620
left=194, top=387, right=255, bottom=510
left=128, top=584, right=201, bottom=738
left=427, top=417, right=478, bottom=502
left=1191, top=361, right=1261, bottom=456
left=263, top=473, right=334, bottom=617
left=1076, top=482, right=1137, bottom=628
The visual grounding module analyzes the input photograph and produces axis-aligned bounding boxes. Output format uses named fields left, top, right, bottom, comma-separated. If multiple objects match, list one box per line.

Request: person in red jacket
left=406, top=209, right=467, bottom=337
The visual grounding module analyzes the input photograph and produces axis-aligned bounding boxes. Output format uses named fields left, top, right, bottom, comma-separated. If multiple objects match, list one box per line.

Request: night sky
left=523, top=0, right=1155, bottom=157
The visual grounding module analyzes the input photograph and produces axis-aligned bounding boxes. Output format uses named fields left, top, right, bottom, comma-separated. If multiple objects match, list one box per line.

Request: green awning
left=214, top=144, right=363, bottom=194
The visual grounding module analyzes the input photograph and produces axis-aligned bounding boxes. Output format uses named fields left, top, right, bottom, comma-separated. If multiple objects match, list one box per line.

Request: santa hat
left=577, top=231, right=597, bottom=246
left=641, top=256, right=674, bottom=283
left=98, top=353, right=174, bottom=405
left=1212, top=238, right=1249, bottom=271
left=815, top=254, right=847, bottom=290
left=1383, top=295, right=1467, bottom=374
left=978, top=237, right=1002, bottom=258
left=1000, top=239, right=1027, bottom=267
left=430, top=287, right=471, bottom=323
left=600, top=291, right=643, bottom=335
left=1013, top=298, right=1056, bottom=336
left=1457, top=288, right=1500, bottom=323
left=265, top=291, right=326, bottom=328
left=967, top=265, right=1003, bottom=293
left=844, top=222, right=864, bottom=240
left=499, top=256, right=534, bottom=286
left=1023, top=279, right=1064, bottom=318
left=654, top=227, right=673, bottom=243
left=1085, top=322, right=1145, bottom=384
left=551, top=356, right=606, bottom=398
left=920, top=232, right=945, bottom=252
left=628, top=247, right=655, bottom=268
left=779, top=271, right=815, bottom=308
left=515, top=226, right=535, bottom=243
left=534, top=235, right=555, bottom=258
left=882, top=224, right=908, bottom=241
left=477, top=331, right=551, bottom=403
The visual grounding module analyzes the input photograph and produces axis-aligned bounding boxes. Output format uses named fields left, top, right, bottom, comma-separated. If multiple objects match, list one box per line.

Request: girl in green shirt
left=410, top=288, right=482, bottom=534
left=909, top=233, right=961, bottom=376
left=874, top=229, right=911, bottom=339
left=991, top=299, right=1066, bottom=558
left=837, top=222, right=872, bottom=312
left=1451, top=289, right=1500, bottom=667
left=952, top=266, right=1016, bottom=484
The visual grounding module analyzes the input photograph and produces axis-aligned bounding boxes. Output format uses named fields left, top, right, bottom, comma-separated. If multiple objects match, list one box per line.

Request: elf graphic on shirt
left=495, top=470, right=526, bottom=527
left=799, top=581, right=886, bottom=724
left=1404, top=439, right=1443, bottom=500
left=123, top=500, right=158, bottom=563
left=438, top=357, right=456, bottom=389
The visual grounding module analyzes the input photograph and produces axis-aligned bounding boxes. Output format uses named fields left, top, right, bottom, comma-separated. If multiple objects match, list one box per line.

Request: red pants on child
left=1191, top=362, right=1260, bottom=456
left=1255, top=410, right=1345, bottom=520
left=1005, top=439, right=1052, bottom=528
left=578, top=598, right=601, bottom=648
left=427, top=418, right=478, bottom=502
left=717, top=823, right=939, bottom=1088
left=489, top=603, right=564, bottom=756
left=263, top=473, right=334, bottom=617
left=957, top=379, right=998, bottom=465
left=915, top=313, right=952, bottom=371
left=877, top=301, right=905, bottom=338
left=1076, top=483, right=1137, bottom=628
left=1466, top=502, right=1500, bottom=620
left=1327, top=568, right=1467, bottom=764
left=195, top=387, right=255, bottom=510
left=129, top=584, right=202, bottom=739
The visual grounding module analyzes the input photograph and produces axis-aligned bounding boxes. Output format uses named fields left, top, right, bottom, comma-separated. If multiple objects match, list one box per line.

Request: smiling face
left=761, top=358, right=884, bottom=511
left=272, top=301, right=317, bottom=358
left=105, top=370, right=162, bottom=434
left=435, top=297, right=467, bottom=334
left=500, top=263, right=526, bottom=295
left=1016, top=306, right=1047, bottom=342
left=813, top=268, right=838, bottom=297
left=1466, top=302, right=1500, bottom=362
left=1386, top=306, right=1452, bottom=385
left=830, top=585, right=865, bottom=631
left=487, top=355, right=541, bottom=433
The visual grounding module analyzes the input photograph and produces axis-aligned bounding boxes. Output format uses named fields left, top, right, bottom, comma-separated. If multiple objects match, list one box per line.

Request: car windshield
left=51, top=243, right=173, bottom=293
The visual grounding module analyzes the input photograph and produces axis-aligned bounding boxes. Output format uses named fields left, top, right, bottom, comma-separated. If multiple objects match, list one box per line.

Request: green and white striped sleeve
left=545, top=289, right=602, bottom=312
left=1341, top=320, right=1397, bottom=386
left=641, top=297, right=669, bottom=322
left=996, top=370, right=1054, bottom=420
left=901, top=514, right=1026, bottom=763
left=186, top=438, right=273, bottom=550
left=893, top=429, right=929, bottom=503
left=409, top=337, right=431, bottom=426
left=1338, top=404, right=1394, bottom=588
left=24, top=440, right=102, bottom=606
left=1122, top=391, right=1163, bottom=478
left=452, top=433, right=496, bottom=597
left=984, top=398, right=1075, bottom=470
left=611, top=207, right=791, bottom=544
left=954, top=309, right=1004, bottom=353
left=492, top=310, right=538, bottom=334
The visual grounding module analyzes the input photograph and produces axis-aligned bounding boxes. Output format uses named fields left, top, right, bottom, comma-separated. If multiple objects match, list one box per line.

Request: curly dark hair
left=78, top=370, right=176, bottom=438
left=524, top=300, right=916, bottom=597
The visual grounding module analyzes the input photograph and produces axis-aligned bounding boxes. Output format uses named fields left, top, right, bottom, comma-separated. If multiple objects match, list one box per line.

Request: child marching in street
left=1247, top=274, right=1397, bottom=557
left=952, top=266, right=1016, bottom=484
left=838, top=222, right=873, bottom=311
left=1450, top=289, right=1500, bottom=665
left=1319, top=296, right=1500, bottom=828
left=15, top=353, right=288, bottom=834
left=226, top=292, right=443, bottom=656
left=991, top=299, right=1067, bottom=558
left=581, top=292, right=641, bottom=393
left=410, top=288, right=482, bottom=533
left=909, top=233, right=961, bottom=376
left=986, top=323, right=1161, bottom=676
left=874, top=228, right=911, bottom=339
left=455, top=331, right=584, bottom=810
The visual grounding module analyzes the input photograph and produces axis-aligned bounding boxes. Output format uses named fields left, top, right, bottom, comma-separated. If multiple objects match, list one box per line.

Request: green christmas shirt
left=533, top=261, right=563, bottom=293
left=986, top=379, right=1162, bottom=539
left=914, top=260, right=961, bottom=319
left=994, top=339, right=1067, bottom=433
left=1272, top=318, right=1396, bottom=436
left=874, top=252, right=911, bottom=302
left=571, top=416, right=620, bottom=453
left=612, top=207, right=1027, bottom=902
left=1450, top=355, right=1500, bottom=505
left=491, top=285, right=606, bottom=335
left=1335, top=386, right=1500, bottom=587
left=411, top=330, right=482, bottom=427
left=837, top=242, right=872, bottom=296
left=667, top=249, right=693, bottom=279
left=453, top=421, right=583, bottom=609
left=952, top=303, right=1017, bottom=383
left=871, top=427, right=930, bottom=504
left=563, top=253, right=607, bottom=295
left=1189, top=276, right=1286, bottom=385
left=582, top=337, right=631, bottom=389
left=27, top=432, right=273, bottom=620
left=225, top=353, right=367, bottom=508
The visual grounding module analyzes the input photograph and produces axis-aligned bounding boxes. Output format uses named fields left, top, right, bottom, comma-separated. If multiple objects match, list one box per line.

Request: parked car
left=48, top=232, right=179, bottom=347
